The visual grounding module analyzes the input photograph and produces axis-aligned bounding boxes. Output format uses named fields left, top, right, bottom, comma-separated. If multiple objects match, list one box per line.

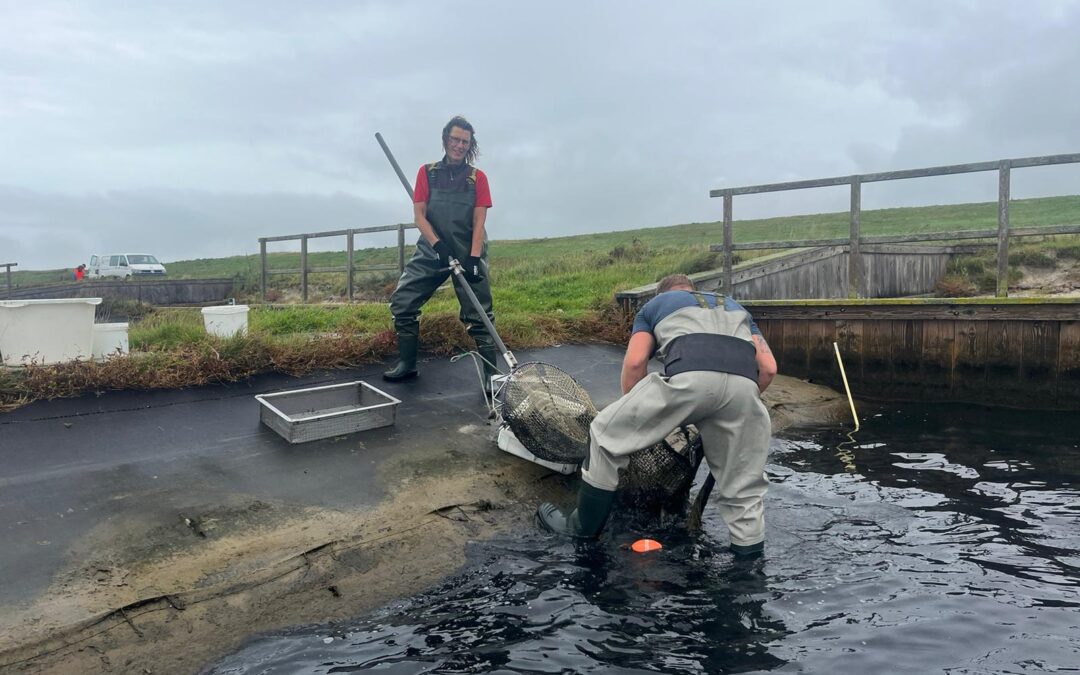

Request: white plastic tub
left=92, top=322, right=129, bottom=359
left=0, top=298, right=102, bottom=366
left=201, top=304, right=249, bottom=338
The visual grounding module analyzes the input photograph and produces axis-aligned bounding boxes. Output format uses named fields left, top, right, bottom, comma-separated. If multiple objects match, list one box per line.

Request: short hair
left=442, top=115, right=480, bottom=165
left=657, top=274, right=695, bottom=293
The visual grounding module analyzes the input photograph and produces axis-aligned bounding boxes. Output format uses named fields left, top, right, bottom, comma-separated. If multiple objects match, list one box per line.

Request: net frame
left=495, top=361, right=598, bottom=463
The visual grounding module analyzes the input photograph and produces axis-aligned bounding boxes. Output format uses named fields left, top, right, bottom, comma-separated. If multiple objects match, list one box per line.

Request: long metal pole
left=448, top=261, right=517, bottom=369
left=376, top=132, right=415, bottom=200
left=377, top=132, right=417, bottom=277
left=686, top=435, right=713, bottom=532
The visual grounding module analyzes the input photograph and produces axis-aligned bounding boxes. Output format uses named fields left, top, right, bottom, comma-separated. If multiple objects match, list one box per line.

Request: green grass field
left=11, top=194, right=1080, bottom=289
left=2, top=194, right=1078, bottom=409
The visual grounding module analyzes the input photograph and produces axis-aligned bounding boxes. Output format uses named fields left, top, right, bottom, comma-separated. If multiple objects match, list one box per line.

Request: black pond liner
left=204, top=402, right=1080, bottom=674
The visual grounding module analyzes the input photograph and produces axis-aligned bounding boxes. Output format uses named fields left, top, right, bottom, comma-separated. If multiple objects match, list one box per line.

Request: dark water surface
left=206, top=404, right=1079, bottom=674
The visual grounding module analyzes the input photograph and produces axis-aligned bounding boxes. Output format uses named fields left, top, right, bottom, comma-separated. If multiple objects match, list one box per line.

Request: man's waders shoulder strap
left=662, top=292, right=758, bottom=382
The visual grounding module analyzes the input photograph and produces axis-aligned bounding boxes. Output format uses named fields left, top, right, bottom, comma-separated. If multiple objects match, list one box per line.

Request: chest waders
left=384, top=164, right=498, bottom=386
left=539, top=292, right=769, bottom=556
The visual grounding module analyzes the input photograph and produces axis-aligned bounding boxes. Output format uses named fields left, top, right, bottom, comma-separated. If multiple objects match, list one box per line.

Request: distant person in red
left=73, top=264, right=86, bottom=281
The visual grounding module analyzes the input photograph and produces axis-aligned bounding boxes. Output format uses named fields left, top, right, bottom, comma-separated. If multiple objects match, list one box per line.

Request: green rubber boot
left=537, top=482, right=616, bottom=540
left=478, top=345, right=500, bottom=395
left=730, top=541, right=765, bottom=558
left=383, top=332, right=419, bottom=382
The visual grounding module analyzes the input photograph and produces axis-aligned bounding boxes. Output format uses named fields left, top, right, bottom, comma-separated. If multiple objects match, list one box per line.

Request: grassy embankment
left=2, top=195, right=1078, bottom=409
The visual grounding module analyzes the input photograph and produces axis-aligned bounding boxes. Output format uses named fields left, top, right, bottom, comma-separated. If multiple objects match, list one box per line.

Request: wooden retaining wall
left=729, top=244, right=961, bottom=301
left=744, top=299, right=1080, bottom=411
left=4, top=279, right=237, bottom=305
left=615, top=244, right=975, bottom=312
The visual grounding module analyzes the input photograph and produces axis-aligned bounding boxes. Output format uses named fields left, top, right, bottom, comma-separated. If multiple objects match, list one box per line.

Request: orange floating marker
left=631, top=538, right=663, bottom=553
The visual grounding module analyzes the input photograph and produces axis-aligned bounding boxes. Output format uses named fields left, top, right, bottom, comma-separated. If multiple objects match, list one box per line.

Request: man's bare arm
left=753, top=334, right=777, bottom=393
left=621, top=332, right=655, bottom=394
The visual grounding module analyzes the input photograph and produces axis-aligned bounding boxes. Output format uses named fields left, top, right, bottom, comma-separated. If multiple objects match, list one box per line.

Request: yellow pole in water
left=833, top=342, right=860, bottom=432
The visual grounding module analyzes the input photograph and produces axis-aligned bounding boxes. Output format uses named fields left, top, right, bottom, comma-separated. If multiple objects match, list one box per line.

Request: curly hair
left=442, top=115, right=480, bottom=165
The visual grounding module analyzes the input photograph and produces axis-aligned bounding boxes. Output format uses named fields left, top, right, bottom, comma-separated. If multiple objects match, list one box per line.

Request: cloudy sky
left=2, top=1, right=1078, bottom=270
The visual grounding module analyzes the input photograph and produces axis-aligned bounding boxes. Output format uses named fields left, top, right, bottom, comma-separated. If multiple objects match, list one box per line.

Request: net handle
left=686, top=435, right=713, bottom=531
left=449, top=258, right=517, bottom=370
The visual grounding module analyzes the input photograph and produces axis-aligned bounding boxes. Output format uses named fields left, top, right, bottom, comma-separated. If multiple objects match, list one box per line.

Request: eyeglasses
left=447, top=136, right=471, bottom=147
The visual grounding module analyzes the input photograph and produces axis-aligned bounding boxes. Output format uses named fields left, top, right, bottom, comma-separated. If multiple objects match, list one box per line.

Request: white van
left=88, top=254, right=167, bottom=279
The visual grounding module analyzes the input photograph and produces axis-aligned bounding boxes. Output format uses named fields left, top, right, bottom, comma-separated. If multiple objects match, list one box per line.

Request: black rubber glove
left=432, top=239, right=452, bottom=266
left=463, top=255, right=484, bottom=283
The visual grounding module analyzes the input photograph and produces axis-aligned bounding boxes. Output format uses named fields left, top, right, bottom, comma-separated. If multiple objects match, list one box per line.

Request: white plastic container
left=92, top=322, right=130, bottom=359
left=0, top=298, right=102, bottom=366
left=201, top=304, right=249, bottom=338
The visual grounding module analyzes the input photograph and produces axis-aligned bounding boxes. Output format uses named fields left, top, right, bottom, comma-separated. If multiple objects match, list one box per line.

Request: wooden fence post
left=2, top=263, right=15, bottom=299
left=346, top=231, right=355, bottom=302
left=996, top=160, right=1011, bottom=298
left=259, top=240, right=267, bottom=303
left=722, top=191, right=733, bottom=295
left=398, top=224, right=406, bottom=273
left=849, top=176, right=863, bottom=299
left=300, top=235, right=308, bottom=304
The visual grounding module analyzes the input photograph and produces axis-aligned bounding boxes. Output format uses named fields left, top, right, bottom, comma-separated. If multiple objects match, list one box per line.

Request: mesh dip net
left=497, top=362, right=598, bottom=464
left=499, top=361, right=704, bottom=511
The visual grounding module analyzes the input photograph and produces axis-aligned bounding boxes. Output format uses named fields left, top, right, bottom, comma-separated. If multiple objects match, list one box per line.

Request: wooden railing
left=2, top=263, right=15, bottom=299
left=257, top=224, right=415, bottom=303
left=709, top=153, right=1080, bottom=298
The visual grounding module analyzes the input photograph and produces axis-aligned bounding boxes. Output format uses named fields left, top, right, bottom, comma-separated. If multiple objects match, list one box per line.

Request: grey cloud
left=2, top=1, right=1078, bottom=269
left=0, top=186, right=405, bottom=269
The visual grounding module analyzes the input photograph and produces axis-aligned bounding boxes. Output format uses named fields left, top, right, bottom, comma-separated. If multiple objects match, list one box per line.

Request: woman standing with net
left=383, top=116, right=499, bottom=393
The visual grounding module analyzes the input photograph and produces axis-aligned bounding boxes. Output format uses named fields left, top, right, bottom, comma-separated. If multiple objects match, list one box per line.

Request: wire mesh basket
left=619, top=425, right=702, bottom=509
left=496, top=361, right=598, bottom=464
left=256, top=380, right=401, bottom=444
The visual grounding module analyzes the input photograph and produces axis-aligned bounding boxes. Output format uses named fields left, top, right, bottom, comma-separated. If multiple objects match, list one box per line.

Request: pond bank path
left=0, top=344, right=848, bottom=674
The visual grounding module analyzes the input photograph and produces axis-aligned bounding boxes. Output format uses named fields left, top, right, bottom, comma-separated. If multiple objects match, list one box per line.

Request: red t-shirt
left=412, top=165, right=492, bottom=208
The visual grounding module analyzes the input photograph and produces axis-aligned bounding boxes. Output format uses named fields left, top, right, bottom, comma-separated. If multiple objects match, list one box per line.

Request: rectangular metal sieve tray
left=255, top=380, right=401, bottom=444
